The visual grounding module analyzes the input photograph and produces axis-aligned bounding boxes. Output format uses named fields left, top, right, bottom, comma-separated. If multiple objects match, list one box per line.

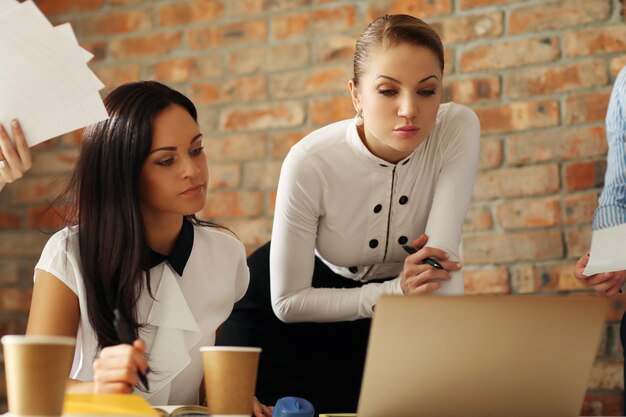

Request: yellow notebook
left=63, top=393, right=160, bottom=416
left=153, top=404, right=209, bottom=416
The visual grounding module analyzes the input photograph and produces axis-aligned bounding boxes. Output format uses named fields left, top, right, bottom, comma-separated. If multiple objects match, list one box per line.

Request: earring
left=354, top=111, right=364, bottom=127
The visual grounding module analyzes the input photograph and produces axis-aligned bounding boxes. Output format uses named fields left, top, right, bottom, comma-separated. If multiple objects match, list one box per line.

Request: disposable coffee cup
left=2, top=335, right=75, bottom=416
left=200, top=346, right=261, bottom=417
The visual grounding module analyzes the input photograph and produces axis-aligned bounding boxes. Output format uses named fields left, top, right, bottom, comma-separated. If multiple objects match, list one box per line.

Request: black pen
left=113, top=309, right=150, bottom=391
left=402, top=245, right=444, bottom=269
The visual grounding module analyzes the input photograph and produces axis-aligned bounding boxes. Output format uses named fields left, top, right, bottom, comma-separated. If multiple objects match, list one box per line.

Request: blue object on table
left=273, top=396, right=315, bottom=417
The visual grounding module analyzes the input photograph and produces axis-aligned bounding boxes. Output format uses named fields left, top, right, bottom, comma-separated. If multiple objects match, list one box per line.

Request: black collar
left=148, top=218, right=194, bottom=277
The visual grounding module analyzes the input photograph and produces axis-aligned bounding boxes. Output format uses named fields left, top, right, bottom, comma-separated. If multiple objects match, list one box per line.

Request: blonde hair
left=352, top=14, right=444, bottom=86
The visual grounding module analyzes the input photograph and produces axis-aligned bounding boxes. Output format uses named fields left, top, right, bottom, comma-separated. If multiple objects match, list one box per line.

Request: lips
left=181, top=184, right=204, bottom=195
left=394, top=125, right=419, bottom=132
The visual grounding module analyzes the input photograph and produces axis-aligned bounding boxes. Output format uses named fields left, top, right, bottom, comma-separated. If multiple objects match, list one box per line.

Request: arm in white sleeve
left=270, top=147, right=390, bottom=323
left=424, top=104, right=481, bottom=295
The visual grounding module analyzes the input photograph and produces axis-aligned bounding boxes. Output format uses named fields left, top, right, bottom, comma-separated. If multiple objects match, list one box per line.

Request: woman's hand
left=400, top=235, right=462, bottom=295
left=574, top=252, right=626, bottom=296
left=0, top=120, right=32, bottom=192
left=252, top=396, right=273, bottom=417
left=92, top=339, right=148, bottom=394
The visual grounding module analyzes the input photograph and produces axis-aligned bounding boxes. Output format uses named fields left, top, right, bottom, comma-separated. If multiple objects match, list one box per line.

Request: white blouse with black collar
left=34, top=222, right=249, bottom=405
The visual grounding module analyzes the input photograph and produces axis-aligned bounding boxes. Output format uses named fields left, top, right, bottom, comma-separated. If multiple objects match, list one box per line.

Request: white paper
left=583, top=222, right=626, bottom=276
left=0, top=0, right=108, bottom=146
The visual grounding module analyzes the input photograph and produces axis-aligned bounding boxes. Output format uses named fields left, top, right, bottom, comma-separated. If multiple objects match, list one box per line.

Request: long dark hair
left=58, top=81, right=214, bottom=350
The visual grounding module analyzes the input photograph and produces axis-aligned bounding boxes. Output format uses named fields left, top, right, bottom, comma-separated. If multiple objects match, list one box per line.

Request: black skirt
left=217, top=241, right=389, bottom=414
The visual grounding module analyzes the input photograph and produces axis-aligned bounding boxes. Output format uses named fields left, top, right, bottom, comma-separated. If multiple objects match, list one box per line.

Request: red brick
left=190, top=76, right=267, bottom=106
left=3, top=178, right=67, bottom=205
left=196, top=107, right=219, bottom=133
left=109, top=0, right=143, bottom=5
left=366, top=0, right=452, bottom=20
left=35, top=0, right=103, bottom=15
left=60, top=129, right=84, bottom=147
left=208, top=163, right=241, bottom=189
left=444, top=48, right=454, bottom=76
left=444, top=76, right=500, bottom=104
left=242, top=161, right=282, bottom=189
left=462, top=204, right=493, bottom=232
left=511, top=263, right=587, bottom=293
left=94, top=64, right=141, bottom=89
left=110, top=32, right=183, bottom=59
left=464, top=267, right=509, bottom=295
left=158, top=1, right=225, bottom=26
left=314, top=35, right=355, bottom=64
left=27, top=205, right=71, bottom=230
left=188, top=20, right=268, bottom=49
left=272, top=6, right=356, bottom=40
left=29, top=150, right=79, bottom=176
left=463, top=230, right=563, bottom=264
left=475, top=99, right=559, bottom=134
left=228, top=218, right=273, bottom=247
left=565, top=91, right=612, bottom=125
left=479, top=139, right=502, bottom=169
left=0, top=210, right=22, bottom=230
left=564, top=160, right=606, bottom=191
left=581, top=393, right=623, bottom=417
left=0, top=317, right=26, bottom=338
left=565, top=225, right=592, bottom=258
left=271, top=66, right=350, bottom=99
left=219, top=102, right=305, bottom=132
left=205, top=134, right=266, bottom=161
left=611, top=55, right=626, bottom=77
left=474, top=164, right=559, bottom=200
left=504, top=60, right=608, bottom=98
left=509, top=0, right=611, bottom=35
left=149, top=57, right=222, bottom=83
left=460, top=37, right=559, bottom=72
left=228, top=43, right=310, bottom=75
left=460, top=0, right=518, bottom=9
left=0, top=262, right=19, bottom=285
left=495, top=197, right=561, bottom=230
left=310, top=96, right=353, bottom=126
left=506, top=126, right=607, bottom=165
left=564, top=192, right=599, bottom=225
left=201, top=191, right=264, bottom=218
left=431, top=11, right=502, bottom=44
left=270, top=130, right=310, bottom=158
left=0, top=232, right=49, bottom=257
left=267, top=191, right=278, bottom=216
left=0, top=288, right=32, bottom=313
left=81, top=10, right=151, bottom=36
left=79, top=40, right=108, bottom=63
left=564, top=25, right=626, bottom=57
left=230, top=0, right=311, bottom=15
left=588, top=361, right=623, bottom=390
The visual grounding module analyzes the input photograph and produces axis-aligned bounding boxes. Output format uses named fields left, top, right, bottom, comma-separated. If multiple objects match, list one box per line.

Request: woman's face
left=349, top=43, right=443, bottom=163
left=139, top=104, right=208, bottom=224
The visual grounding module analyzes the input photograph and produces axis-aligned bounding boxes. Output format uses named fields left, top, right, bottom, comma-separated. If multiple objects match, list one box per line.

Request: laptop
left=356, top=295, right=608, bottom=417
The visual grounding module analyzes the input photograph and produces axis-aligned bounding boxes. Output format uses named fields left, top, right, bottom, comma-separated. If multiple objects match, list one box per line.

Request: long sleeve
left=594, top=67, right=626, bottom=229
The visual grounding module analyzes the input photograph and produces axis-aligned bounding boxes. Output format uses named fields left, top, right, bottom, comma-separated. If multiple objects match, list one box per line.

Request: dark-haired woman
left=218, top=14, right=480, bottom=413
left=26, top=81, right=271, bottom=416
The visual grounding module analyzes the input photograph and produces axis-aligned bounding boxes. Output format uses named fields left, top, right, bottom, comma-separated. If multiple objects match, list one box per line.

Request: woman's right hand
left=0, top=120, right=32, bottom=192
left=92, top=339, right=148, bottom=394
left=400, top=235, right=462, bottom=295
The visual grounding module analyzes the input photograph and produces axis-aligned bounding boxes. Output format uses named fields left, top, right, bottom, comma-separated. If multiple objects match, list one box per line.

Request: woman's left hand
left=252, top=396, right=273, bottom=417
left=0, top=120, right=32, bottom=192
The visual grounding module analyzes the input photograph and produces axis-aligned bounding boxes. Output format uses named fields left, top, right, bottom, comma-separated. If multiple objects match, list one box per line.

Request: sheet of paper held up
left=0, top=0, right=108, bottom=147
left=584, top=223, right=626, bottom=276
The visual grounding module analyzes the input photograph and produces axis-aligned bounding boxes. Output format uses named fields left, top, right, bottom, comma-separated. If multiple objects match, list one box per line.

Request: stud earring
left=354, top=111, right=364, bottom=127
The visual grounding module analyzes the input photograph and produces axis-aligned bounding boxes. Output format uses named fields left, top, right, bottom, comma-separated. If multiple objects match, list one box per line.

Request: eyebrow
left=149, top=133, right=203, bottom=154
left=375, top=74, right=440, bottom=83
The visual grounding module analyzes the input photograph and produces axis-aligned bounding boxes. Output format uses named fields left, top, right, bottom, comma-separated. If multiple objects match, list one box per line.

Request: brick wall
left=0, top=0, right=625, bottom=413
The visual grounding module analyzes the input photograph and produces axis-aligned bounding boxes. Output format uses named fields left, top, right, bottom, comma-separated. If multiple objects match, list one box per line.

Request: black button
left=369, top=239, right=379, bottom=248
left=349, top=266, right=358, bottom=273
left=373, top=204, right=382, bottom=213
left=399, top=195, right=409, bottom=205
left=398, top=236, right=408, bottom=245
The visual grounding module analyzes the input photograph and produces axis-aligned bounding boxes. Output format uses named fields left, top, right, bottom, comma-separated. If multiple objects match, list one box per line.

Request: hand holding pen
left=90, top=309, right=150, bottom=394
left=400, top=234, right=462, bottom=295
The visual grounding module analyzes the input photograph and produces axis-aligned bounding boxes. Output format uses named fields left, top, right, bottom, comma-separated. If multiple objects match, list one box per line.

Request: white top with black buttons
left=270, top=102, right=480, bottom=322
